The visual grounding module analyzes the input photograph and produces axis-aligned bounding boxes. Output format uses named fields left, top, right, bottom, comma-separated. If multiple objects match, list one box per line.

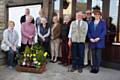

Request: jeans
left=7, top=47, right=19, bottom=67
left=72, top=42, right=85, bottom=69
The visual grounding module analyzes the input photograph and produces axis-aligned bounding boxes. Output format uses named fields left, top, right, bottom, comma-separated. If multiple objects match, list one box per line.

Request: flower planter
left=16, top=44, right=48, bottom=73
left=16, top=64, right=46, bottom=73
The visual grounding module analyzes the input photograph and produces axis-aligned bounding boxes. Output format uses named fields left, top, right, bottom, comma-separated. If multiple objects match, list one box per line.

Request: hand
left=68, top=40, right=72, bottom=47
left=95, top=37, right=100, bottom=42
left=11, top=45, right=16, bottom=52
left=29, top=35, right=33, bottom=39
left=42, top=37, right=45, bottom=42
left=90, top=38, right=96, bottom=43
left=51, top=36, right=54, bottom=40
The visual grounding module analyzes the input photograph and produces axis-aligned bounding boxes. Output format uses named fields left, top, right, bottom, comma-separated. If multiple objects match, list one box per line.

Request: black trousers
left=91, top=48, right=102, bottom=69
left=20, top=43, right=32, bottom=53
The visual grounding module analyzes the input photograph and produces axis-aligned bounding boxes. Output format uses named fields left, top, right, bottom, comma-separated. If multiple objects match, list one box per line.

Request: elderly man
left=68, top=11, right=88, bottom=73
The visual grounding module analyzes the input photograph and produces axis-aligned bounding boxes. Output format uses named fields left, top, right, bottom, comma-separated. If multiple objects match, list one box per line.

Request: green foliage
left=31, top=43, right=44, bottom=52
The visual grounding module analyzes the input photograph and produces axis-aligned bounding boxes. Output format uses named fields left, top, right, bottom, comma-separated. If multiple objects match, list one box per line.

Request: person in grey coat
left=2, top=20, right=19, bottom=69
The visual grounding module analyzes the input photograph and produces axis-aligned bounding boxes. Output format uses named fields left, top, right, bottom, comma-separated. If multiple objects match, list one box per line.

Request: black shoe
left=70, top=67, right=76, bottom=72
left=95, top=69, right=99, bottom=73
left=78, top=68, right=83, bottom=73
left=84, top=64, right=89, bottom=68
left=63, top=63, right=68, bottom=66
left=90, top=69, right=98, bottom=74
left=90, top=69, right=95, bottom=73
left=58, top=62, right=63, bottom=65
left=49, top=60, right=53, bottom=62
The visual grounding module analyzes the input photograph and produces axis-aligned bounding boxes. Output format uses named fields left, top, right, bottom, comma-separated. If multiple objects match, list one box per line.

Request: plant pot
left=16, top=64, right=46, bottom=73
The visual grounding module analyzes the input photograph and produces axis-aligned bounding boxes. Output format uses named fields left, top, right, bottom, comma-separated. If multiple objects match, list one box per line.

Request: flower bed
left=16, top=44, right=48, bottom=73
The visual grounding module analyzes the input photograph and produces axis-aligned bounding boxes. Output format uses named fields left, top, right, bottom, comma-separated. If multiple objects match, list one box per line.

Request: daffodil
left=30, top=54, right=32, bottom=57
left=33, top=54, right=36, bottom=57
left=33, top=58, right=37, bottom=61
left=44, top=52, right=48, bottom=57
left=24, top=54, right=26, bottom=57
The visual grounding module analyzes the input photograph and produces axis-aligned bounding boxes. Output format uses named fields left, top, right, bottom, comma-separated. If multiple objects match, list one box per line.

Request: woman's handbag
left=1, top=40, right=9, bottom=51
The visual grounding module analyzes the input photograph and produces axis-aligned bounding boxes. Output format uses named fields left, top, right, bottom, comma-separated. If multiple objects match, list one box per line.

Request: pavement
left=0, top=62, right=120, bottom=80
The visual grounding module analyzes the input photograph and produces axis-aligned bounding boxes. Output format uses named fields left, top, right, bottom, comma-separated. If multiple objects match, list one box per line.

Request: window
left=76, top=0, right=87, bottom=12
left=109, top=0, right=119, bottom=42
left=92, top=0, right=102, bottom=12
left=54, top=0, right=60, bottom=17
left=109, top=0, right=119, bottom=26
left=63, top=0, right=72, bottom=15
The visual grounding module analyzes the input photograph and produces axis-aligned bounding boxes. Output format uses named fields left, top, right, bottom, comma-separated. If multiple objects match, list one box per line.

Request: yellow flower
left=30, top=54, right=32, bottom=57
left=33, top=54, right=36, bottom=57
left=33, top=58, right=37, bottom=61
left=24, top=54, right=26, bottom=57
left=44, top=52, right=48, bottom=57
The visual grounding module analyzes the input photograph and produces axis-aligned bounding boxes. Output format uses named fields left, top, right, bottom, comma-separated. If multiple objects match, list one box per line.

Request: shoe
left=58, top=62, right=63, bottom=65
left=90, top=69, right=98, bottom=74
left=83, top=64, right=89, bottom=68
left=49, top=60, right=53, bottom=62
left=8, top=66, right=13, bottom=69
left=78, top=68, right=83, bottom=73
left=63, top=63, right=68, bottom=66
left=95, top=69, right=99, bottom=73
left=90, top=69, right=95, bottom=73
left=70, top=67, right=76, bottom=72
left=53, top=60, right=57, bottom=63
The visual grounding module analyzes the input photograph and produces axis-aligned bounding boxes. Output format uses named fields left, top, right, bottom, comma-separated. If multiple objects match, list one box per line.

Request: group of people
left=2, top=7, right=107, bottom=74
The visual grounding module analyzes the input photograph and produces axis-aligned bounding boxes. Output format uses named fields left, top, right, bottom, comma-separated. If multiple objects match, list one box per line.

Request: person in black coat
left=20, top=8, right=34, bottom=24
left=83, top=10, right=94, bottom=67
left=58, top=15, right=71, bottom=66
left=107, top=17, right=116, bottom=44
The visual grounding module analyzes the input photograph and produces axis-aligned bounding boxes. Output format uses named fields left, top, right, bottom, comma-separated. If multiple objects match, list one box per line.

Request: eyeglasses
left=86, top=13, right=91, bottom=15
left=94, top=13, right=100, bottom=15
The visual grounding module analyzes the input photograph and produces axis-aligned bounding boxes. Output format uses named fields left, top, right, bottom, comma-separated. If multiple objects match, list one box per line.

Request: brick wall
left=43, top=0, right=49, bottom=16
left=0, top=0, right=5, bottom=40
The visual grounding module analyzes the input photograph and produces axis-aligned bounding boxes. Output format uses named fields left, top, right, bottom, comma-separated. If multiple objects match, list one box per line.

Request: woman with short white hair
left=2, top=20, right=19, bottom=69
left=21, top=15, right=36, bottom=52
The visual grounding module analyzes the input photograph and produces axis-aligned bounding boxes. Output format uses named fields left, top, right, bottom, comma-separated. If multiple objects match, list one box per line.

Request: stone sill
left=112, top=42, right=120, bottom=46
